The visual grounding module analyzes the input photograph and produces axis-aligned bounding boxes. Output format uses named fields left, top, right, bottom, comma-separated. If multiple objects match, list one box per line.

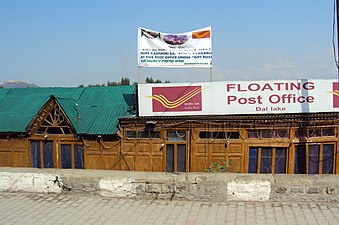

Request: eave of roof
left=119, top=112, right=339, bottom=124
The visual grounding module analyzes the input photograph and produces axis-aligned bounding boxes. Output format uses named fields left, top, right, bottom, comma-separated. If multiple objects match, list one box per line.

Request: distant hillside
left=0, top=80, right=39, bottom=88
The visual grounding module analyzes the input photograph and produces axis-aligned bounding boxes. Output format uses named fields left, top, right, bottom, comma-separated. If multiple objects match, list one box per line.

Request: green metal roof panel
left=0, top=86, right=136, bottom=134
left=58, top=86, right=136, bottom=134
left=0, top=89, right=11, bottom=101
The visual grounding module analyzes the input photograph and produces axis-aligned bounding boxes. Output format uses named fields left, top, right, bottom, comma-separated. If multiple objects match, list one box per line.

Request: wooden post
left=138, top=65, right=140, bottom=84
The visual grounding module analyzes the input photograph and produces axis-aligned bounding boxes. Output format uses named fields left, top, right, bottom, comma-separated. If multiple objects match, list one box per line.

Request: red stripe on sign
left=333, top=82, right=339, bottom=108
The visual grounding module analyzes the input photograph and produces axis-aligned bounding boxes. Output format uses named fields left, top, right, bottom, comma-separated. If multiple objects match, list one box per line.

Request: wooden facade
left=119, top=113, right=339, bottom=174
left=1, top=94, right=339, bottom=174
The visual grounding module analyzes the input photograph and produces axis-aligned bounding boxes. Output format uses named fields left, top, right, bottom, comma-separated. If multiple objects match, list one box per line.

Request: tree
left=145, top=77, right=170, bottom=83
left=107, top=77, right=130, bottom=86
left=120, top=77, right=130, bottom=86
left=79, top=77, right=131, bottom=87
left=145, top=77, right=154, bottom=83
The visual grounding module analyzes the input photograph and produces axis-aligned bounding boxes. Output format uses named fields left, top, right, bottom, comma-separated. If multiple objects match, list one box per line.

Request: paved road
left=0, top=192, right=338, bottom=225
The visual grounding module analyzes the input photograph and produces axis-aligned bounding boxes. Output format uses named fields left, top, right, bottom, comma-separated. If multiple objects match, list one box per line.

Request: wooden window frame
left=29, top=140, right=55, bottom=168
left=125, top=129, right=161, bottom=140
left=247, top=129, right=289, bottom=139
left=295, top=127, right=336, bottom=139
left=59, top=142, right=84, bottom=169
left=165, top=129, right=189, bottom=173
left=248, top=146, right=288, bottom=174
left=294, top=142, right=336, bottom=174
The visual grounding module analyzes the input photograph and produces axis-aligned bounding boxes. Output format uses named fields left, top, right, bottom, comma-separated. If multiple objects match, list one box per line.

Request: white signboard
left=138, top=27, right=212, bottom=68
left=138, top=79, right=339, bottom=116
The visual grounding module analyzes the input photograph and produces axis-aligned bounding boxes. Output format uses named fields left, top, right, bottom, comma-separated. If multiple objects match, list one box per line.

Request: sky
left=0, top=0, right=337, bottom=87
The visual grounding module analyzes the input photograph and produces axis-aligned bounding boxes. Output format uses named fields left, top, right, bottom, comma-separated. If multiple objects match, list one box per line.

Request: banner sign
left=138, top=27, right=212, bottom=68
left=138, top=79, right=339, bottom=116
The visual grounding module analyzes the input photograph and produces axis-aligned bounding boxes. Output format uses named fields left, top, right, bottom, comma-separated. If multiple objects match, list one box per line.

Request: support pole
left=138, top=65, right=141, bottom=84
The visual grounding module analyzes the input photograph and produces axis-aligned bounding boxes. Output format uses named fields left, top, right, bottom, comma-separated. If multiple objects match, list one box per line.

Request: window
left=74, top=145, right=84, bottom=169
left=29, top=141, right=84, bottom=169
left=199, top=131, right=240, bottom=139
left=30, top=141, right=41, bottom=168
left=30, top=140, right=53, bottom=168
left=248, top=129, right=289, bottom=139
left=61, top=144, right=72, bottom=169
left=248, top=148, right=258, bottom=173
left=294, top=143, right=335, bottom=174
left=248, top=147, right=287, bottom=174
left=295, top=128, right=335, bottom=139
left=60, top=144, right=84, bottom=169
left=126, top=130, right=160, bottom=139
left=167, top=130, right=186, bottom=142
left=43, top=141, right=53, bottom=168
left=294, top=145, right=306, bottom=174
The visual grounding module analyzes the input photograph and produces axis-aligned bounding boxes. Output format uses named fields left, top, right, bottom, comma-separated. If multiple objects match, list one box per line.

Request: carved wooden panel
left=227, top=143, right=242, bottom=154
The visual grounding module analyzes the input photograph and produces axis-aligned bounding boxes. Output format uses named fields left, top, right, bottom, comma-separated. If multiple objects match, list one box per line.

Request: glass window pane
left=149, top=131, right=160, bottom=139
left=74, top=145, right=84, bottom=169
left=138, top=130, right=160, bottom=139
left=126, top=131, right=137, bottom=138
left=322, top=144, right=334, bottom=174
left=166, top=144, right=174, bottom=172
left=275, top=148, right=286, bottom=174
left=248, top=148, right=258, bottom=173
left=309, top=129, right=321, bottom=137
left=43, top=141, right=53, bottom=168
left=260, top=148, right=272, bottom=173
left=167, top=130, right=186, bottom=141
left=228, top=132, right=240, bottom=139
left=199, top=132, right=210, bottom=139
left=295, top=129, right=307, bottom=139
left=322, top=128, right=334, bottom=137
left=276, top=130, right=289, bottom=139
left=61, top=144, right=72, bottom=169
left=262, top=130, right=274, bottom=138
left=212, top=132, right=226, bottom=139
left=248, top=130, right=260, bottom=138
left=294, top=145, right=306, bottom=174
left=30, top=141, right=41, bottom=168
left=177, top=144, right=186, bottom=172
left=308, top=145, right=320, bottom=174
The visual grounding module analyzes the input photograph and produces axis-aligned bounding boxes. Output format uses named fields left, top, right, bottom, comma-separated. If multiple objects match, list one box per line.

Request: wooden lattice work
left=27, top=99, right=73, bottom=135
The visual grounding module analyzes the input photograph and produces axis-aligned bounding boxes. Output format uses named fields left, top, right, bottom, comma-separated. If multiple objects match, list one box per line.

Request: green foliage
left=107, top=77, right=130, bottom=86
left=145, top=77, right=169, bottom=83
left=206, top=161, right=230, bottom=173
left=79, top=77, right=131, bottom=87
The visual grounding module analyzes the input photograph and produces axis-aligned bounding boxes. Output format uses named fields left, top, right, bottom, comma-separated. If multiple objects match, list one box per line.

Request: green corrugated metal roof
left=0, top=86, right=136, bottom=135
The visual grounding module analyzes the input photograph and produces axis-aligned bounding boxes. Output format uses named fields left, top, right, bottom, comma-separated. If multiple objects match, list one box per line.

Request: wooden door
left=165, top=130, right=188, bottom=172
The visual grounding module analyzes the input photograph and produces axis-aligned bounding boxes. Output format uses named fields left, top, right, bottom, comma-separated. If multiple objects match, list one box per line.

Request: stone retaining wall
left=0, top=168, right=338, bottom=202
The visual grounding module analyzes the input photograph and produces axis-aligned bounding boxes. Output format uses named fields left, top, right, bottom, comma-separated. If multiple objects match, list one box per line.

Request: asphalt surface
left=0, top=192, right=338, bottom=225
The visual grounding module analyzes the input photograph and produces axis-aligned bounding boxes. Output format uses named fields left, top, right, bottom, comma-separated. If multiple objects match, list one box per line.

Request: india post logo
left=150, top=86, right=202, bottom=112
left=331, top=82, right=339, bottom=108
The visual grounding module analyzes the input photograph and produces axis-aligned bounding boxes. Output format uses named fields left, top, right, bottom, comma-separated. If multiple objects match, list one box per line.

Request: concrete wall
left=0, top=168, right=338, bottom=202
